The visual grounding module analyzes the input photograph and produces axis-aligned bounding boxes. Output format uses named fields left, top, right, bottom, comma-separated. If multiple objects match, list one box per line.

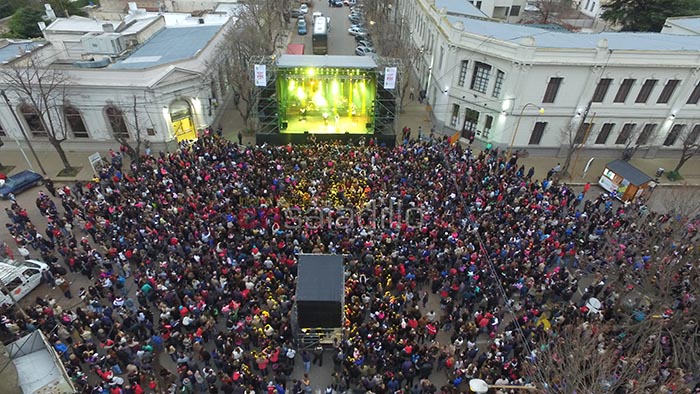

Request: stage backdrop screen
left=277, top=66, right=376, bottom=135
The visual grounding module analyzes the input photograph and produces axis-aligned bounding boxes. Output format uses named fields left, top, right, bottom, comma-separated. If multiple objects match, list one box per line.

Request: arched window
left=105, top=105, right=129, bottom=139
left=19, top=104, right=47, bottom=138
left=64, top=105, right=89, bottom=138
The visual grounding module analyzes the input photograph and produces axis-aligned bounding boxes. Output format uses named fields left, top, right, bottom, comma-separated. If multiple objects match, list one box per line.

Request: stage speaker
left=345, top=132, right=349, bottom=134
left=304, top=131, right=309, bottom=134
left=281, top=121, right=288, bottom=130
left=365, top=123, right=372, bottom=129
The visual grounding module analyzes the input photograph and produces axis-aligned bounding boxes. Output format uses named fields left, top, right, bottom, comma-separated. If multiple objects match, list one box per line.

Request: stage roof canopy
left=277, top=55, right=377, bottom=69
left=296, top=254, right=344, bottom=302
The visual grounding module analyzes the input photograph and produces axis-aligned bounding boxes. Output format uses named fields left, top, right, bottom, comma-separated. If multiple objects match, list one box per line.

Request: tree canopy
left=7, top=7, right=44, bottom=38
left=602, top=0, right=700, bottom=32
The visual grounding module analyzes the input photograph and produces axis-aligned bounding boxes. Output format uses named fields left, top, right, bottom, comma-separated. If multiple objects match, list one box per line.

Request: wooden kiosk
left=598, top=160, right=653, bottom=202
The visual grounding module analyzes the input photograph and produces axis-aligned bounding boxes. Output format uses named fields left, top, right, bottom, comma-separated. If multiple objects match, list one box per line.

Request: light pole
left=508, top=102, right=544, bottom=159
left=469, top=379, right=542, bottom=393
left=0, top=90, right=47, bottom=175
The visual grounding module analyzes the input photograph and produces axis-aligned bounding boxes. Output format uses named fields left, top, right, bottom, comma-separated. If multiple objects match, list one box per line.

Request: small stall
left=598, top=160, right=653, bottom=202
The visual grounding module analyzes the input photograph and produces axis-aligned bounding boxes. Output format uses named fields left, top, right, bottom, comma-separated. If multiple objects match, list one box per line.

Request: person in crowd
left=0, top=135, right=695, bottom=394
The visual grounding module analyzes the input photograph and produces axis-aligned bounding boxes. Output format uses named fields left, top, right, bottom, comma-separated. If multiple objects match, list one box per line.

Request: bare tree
left=622, top=124, right=642, bottom=161
left=110, top=95, right=145, bottom=166
left=558, top=122, right=588, bottom=178
left=672, top=125, right=700, bottom=173
left=537, top=324, right=660, bottom=393
left=531, top=0, right=575, bottom=24
left=1, top=56, right=73, bottom=171
left=364, top=0, right=417, bottom=112
left=214, top=0, right=288, bottom=130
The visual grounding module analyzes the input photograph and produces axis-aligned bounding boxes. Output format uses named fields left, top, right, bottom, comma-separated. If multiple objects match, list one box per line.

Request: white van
left=0, top=259, right=50, bottom=307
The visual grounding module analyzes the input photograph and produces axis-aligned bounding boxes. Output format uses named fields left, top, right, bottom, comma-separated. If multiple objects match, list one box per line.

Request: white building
left=577, top=0, right=608, bottom=19
left=432, top=0, right=527, bottom=22
left=398, top=0, right=700, bottom=158
left=0, top=4, right=236, bottom=153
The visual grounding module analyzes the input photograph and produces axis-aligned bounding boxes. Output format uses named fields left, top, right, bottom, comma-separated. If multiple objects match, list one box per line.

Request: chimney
left=102, top=23, right=115, bottom=33
left=128, top=2, right=138, bottom=11
left=38, top=21, right=47, bottom=31
left=44, top=4, right=56, bottom=20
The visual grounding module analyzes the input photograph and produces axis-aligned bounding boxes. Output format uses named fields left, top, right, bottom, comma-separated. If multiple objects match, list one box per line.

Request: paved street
left=288, top=1, right=358, bottom=55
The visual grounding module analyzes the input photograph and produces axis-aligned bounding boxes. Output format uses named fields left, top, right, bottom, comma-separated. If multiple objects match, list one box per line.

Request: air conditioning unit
left=81, top=33, right=126, bottom=55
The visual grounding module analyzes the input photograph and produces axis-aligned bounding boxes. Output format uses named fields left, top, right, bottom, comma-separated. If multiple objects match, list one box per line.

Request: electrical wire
left=438, top=144, right=551, bottom=389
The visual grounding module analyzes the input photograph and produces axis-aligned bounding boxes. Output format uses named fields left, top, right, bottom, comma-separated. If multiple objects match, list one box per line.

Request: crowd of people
left=0, top=134, right=698, bottom=394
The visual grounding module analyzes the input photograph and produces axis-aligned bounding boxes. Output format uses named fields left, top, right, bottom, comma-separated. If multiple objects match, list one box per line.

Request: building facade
left=398, top=0, right=700, bottom=158
left=0, top=7, right=236, bottom=153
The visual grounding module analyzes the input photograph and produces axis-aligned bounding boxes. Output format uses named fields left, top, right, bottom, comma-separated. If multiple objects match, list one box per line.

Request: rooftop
left=446, top=15, right=700, bottom=51
left=45, top=16, right=120, bottom=33
left=277, top=55, right=377, bottom=69
left=110, top=25, right=221, bottom=69
left=664, top=15, right=700, bottom=34
left=0, top=41, right=44, bottom=64
left=435, top=0, right=487, bottom=19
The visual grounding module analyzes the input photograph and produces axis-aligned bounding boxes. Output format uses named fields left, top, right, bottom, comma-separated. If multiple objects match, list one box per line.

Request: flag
left=449, top=131, right=461, bottom=145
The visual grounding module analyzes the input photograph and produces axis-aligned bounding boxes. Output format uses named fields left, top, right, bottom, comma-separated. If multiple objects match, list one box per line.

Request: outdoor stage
left=284, top=115, right=371, bottom=134
left=254, top=55, right=397, bottom=146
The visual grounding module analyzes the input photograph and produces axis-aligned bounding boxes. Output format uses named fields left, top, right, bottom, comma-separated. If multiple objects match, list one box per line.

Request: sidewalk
left=396, top=99, right=700, bottom=186
left=2, top=98, right=700, bottom=187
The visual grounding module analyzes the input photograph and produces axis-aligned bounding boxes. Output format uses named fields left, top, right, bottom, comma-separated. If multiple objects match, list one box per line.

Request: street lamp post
left=507, top=102, right=544, bottom=159
left=0, top=90, right=47, bottom=175
left=469, top=379, right=542, bottom=393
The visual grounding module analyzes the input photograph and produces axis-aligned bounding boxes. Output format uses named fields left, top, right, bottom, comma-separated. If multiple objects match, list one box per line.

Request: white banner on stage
left=383, top=67, right=397, bottom=90
left=254, top=64, right=267, bottom=87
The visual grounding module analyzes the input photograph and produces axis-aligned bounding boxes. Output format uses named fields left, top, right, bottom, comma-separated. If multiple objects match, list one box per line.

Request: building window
left=0, top=121, right=6, bottom=136
left=591, top=78, right=612, bottom=102
left=470, top=62, right=491, bottom=94
left=542, top=77, right=563, bottom=103
left=147, top=127, right=156, bottom=136
left=686, top=82, right=700, bottom=104
left=529, top=122, right=547, bottom=145
left=657, top=79, right=680, bottom=104
left=635, top=79, right=658, bottom=103
left=462, top=108, right=479, bottom=138
left=64, top=105, right=89, bottom=138
left=438, top=47, right=444, bottom=71
left=19, top=104, right=47, bottom=138
left=483, top=115, right=493, bottom=138
left=637, top=123, right=656, bottom=145
left=458, top=61, right=468, bottom=87
left=105, top=106, right=129, bottom=140
left=595, top=123, right=614, bottom=144
left=688, top=124, right=700, bottom=145
left=614, top=79, right=635, bottom=103
left=510, top=5, right=520, bottom=16
left=575, top=123, right=593, bottom=144
left=663, top=124, right=684, bottom=146
left=450, top=104, right=460, bottom=127
left=492, top=70, right=504, bottom=98
left=616, top=123, right=636, bottom=144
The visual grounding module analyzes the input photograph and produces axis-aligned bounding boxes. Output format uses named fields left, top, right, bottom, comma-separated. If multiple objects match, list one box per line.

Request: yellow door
left=172, top=117, right=197, bottom=141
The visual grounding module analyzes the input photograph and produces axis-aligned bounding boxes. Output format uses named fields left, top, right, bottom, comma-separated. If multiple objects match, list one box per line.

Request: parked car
left=299, top=4, right=309, bottom=14
left=298, top=19, right=308, bottom=35
left=355, top=33, right=371, bottom=43
left=290, top=9, right=302, bottom=18
left=349, top=16, right=364, bottom=24
left=348, top=26, right=368, bottom=36
left=0, top=170, right=43, bottom=199
left=344, top=0, right=357, bottom=6
left=355, top=46, right=375, bottom=56
left=331, top=0, right=343, bottom=6
left=357, top=39, right=374, bottom=48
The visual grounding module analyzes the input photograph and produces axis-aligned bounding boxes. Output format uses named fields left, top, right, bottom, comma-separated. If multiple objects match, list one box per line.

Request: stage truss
left=251, top=56, right=401, bottom=137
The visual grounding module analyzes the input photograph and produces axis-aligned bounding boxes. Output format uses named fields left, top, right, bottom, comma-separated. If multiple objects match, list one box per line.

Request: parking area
left=288, top=0, right=372, bottom=56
